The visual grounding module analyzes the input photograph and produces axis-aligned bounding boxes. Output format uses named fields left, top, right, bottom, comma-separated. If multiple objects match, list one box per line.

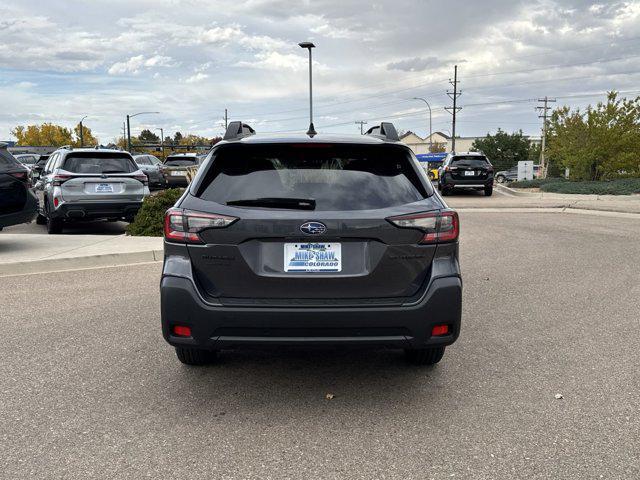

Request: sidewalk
left=0, top=234, right=163, bottom=276
left=446, top=185, right=640, bottom=214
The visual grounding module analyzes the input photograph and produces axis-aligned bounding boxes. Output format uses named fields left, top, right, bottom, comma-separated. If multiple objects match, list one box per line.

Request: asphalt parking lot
left=2, top=211, right=639, bottom=479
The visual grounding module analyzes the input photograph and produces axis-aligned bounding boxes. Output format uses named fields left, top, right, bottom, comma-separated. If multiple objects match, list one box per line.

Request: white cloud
left=108, top=55, right=173, bottom=75
left=185, top=72, right=209, bottom=83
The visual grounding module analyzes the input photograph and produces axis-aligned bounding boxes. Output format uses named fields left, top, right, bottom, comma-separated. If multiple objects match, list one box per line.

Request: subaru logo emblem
left=300, top=221, right=326, bottom=235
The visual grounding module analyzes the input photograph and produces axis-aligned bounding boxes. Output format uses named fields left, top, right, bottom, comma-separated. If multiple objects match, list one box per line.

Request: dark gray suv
left=161, top=122, right=462, bottom=366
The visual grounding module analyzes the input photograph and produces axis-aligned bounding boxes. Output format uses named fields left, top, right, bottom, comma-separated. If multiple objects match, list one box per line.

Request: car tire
left=405, top=346, right=445, bottom=365
left=496, top=175, right=505, bottom=183
left=484, top=186, right=493, bottom=196
left=441, top=187, right=451, bottom=196
left=46, top=216, right=63, bottom=234
left=175, top=347, right=216, bottom=366
left=36, top=213, right=47, bottom=225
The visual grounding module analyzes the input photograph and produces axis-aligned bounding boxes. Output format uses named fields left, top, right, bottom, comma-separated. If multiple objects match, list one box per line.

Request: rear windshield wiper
left=226, top=197, right=316, bottom=210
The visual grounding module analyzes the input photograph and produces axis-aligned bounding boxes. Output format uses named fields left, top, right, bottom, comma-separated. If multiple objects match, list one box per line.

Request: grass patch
left=127, top=188, right=184, bottom=236
left=508, top=178, right=566, bottom=188
left=540, top=178, right=640, bottom=195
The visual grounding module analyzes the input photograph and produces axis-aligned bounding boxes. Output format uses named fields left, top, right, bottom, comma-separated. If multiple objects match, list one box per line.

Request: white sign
left=517, top=161, right=534, bottom=181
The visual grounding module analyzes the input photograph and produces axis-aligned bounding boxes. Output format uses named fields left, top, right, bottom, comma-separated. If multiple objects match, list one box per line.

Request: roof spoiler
left=224, top=121, right=256, bottom=141
left=364, top=122, right=399, bottom=141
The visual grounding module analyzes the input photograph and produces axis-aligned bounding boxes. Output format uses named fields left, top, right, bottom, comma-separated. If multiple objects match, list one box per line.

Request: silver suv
left=34, top=147, right=150, bottom=234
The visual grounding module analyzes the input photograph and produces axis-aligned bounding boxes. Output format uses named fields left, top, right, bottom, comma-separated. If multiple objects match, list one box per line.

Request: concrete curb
left=455, top=207, right=640, bottom=219
left=494, top=184, right=540, bottom=197
left=0, top=249, right=164, bottom=277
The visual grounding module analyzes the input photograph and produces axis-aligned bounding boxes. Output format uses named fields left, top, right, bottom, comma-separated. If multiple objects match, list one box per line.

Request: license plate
left=95, top=183, right=114, bottom=193
left=284, top=243, right=342, bottom=272
left=171, top=171, right=186, bottom=176
left=464, top=170, right=475, bottom=176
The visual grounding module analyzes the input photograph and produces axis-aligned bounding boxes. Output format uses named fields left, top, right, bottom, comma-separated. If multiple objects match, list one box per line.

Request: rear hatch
left=164, top=157, right=198, bottom=180
left=57, top=152, right=146, bottom=202
left=178, top=142, right=442, bottom=303
left=0, top=150, right=30, bottom=216
left=449, top=155, right=492, bottom=181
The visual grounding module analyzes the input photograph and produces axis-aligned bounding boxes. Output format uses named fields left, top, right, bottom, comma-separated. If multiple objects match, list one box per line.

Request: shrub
left=540, top=178, right=640, bottom=195
left=127, top=188, right=184, bottom=236
left=508, top=178, right=566, bottom=188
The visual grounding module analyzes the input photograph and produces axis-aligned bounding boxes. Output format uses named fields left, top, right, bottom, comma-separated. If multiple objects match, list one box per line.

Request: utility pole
left=224, top=109, right=228, bottom=130
left=536, top=96, right=556, bottom=178
left=355, top=120, right=367, bottom=135
left=445, top=65, right=462, bottom=152
left=122, top=122, right=126, bottom=149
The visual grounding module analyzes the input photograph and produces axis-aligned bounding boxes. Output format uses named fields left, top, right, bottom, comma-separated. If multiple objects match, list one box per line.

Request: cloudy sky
left=2, top=0, right=640, bottom=143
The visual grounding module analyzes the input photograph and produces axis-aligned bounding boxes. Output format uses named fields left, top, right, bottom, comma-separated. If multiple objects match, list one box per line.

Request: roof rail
left=364, top=122, right=400, bottom=141
left=60, top=145, right=72, bottom=150
left=224, top=121, right=256, bottom=141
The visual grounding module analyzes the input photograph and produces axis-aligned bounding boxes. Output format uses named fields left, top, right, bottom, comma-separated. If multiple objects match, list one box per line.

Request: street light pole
left=126, top=111, right=160, bottom=153
left=156, top=127, right=165, bottom=159
left=79, top=115, right=88, bottom=147
left=412, top=97, right=432, bottom=151
left=298, top=42, right=316, bottom=136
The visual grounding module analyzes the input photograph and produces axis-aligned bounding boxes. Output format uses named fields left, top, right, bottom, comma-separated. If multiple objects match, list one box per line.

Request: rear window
left=196, top=144, right=429, bottom=211
left=165, top=157, right=197, bottom=166
left=451, top=155, right=490, bottom=168
left=0, top=149, right=20, bottom=168
left=62, top=153, right=137, bottom=174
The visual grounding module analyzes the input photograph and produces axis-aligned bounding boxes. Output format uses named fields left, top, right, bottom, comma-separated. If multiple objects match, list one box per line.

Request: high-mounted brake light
left=387, top=210, right=459, bottom=244
left=164, top=208, right=238, bottom=244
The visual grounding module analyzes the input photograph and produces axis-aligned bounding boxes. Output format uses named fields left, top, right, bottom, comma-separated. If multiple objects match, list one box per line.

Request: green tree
left=138, top=129, right=160, bottom=143
left=471, top=130, right=532, bottom=172
left=547, top=92, right=640, bottom=180
left=173, top=131, right=183, bottom=143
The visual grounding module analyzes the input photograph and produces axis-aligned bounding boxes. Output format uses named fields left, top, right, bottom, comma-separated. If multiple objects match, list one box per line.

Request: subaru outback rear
left=161, top=122, right=462, bottom=366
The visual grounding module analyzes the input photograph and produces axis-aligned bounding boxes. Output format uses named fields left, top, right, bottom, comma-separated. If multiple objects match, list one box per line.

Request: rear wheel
left=496, top=175, right=506, bottom=184
left=175, top=347, right=216, bottom=366
left=405, top=346, right=445, bottom=365
left=46, top=216, right=63, bottom=234
left=36, top=213, right=47, bottom=225
left=441, top=186, right=451, bottom=196
left=484, top=186, right=493, bottom=196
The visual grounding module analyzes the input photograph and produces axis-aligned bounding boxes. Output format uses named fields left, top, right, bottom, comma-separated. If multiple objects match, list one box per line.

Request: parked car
left=133, top=154, right=167, bottom=189
left=14, top=153, right=40, bottom=169
left=495, top=165, right=540, bottom=183
left=161, top=121, right=462, bottom=366
left=438, top=152, right=494, bottom=196
left=163, top=153, right=200, bottom=187
left=29, top=155, right=49, bottom=183
left=0, top=145, right=38, bottom=230
left=34, top=147, right=150, bottom=234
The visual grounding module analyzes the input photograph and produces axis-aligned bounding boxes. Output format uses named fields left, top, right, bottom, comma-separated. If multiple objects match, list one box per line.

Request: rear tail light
left=164, top=208, right=238, bottom=244
left=133, top=174, right=149, bottom=186
left=10, top=171, right=28, bottom=181
left=387, top=210, right=459, bottom=244
left=52, top=174, right=72, bottom=186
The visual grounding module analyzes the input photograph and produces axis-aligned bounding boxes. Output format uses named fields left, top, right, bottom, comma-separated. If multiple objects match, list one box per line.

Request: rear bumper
left=51, top=201, right=143, bottom=220
left=0, top=190, right=38, bottom=228
left=441, top=174, right=493, bottom=189
left=160, top=274, right=462, bottom=350
left=165, top=175, right=189, bottom=187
